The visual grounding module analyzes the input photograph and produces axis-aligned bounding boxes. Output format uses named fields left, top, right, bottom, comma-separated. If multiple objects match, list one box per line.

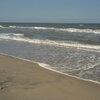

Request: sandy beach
left=0, top=54, right=100, bottom=100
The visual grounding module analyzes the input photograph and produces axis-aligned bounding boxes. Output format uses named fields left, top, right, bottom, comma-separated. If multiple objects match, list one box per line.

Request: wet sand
left=0, top=54, right=100, bottom=100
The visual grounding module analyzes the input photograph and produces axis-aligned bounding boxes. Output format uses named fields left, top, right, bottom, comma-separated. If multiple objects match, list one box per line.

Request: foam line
left=0, top=53, right=100, bottom=85
left=0, top=25, right=100, bottom=34
left=0, top=33, right=100, bottom=51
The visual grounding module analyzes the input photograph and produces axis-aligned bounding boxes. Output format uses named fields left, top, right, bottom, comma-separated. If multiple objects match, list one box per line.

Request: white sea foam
left=0, top=33, right=100, bottom=51
left=0, top=25, right=5, bottom=28
left=60, top=28, right=100, bottom=34
left=0, top=25, right=16, bottom=28
left=9, top=26, right=16, bottom=28
left=12, top=33, right=24, bottom=36
left=33, top=27, right=55, bottom=30
left=0, top=52, right=100, bottom=84
left=79, top=24, right=84, bottom=26
left=0, top=25, right=100, bottom=34
left=33, top=27, right=100, bottom=34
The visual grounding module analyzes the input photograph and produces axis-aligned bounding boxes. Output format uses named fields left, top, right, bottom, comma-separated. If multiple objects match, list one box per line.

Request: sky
left=0, top=0, right=100, bottom=23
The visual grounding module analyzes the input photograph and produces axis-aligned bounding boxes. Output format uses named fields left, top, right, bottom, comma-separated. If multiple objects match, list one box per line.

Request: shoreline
left=0, top=52, right=100, bottom=85
left=0, top=53, right=100, bottom=100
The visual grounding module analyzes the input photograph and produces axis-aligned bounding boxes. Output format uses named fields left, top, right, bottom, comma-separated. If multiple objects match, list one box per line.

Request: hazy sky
left=0, top=0, right=100, bottom=23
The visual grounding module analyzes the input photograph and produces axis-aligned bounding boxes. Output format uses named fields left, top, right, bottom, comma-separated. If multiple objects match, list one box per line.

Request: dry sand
left=0, top=54, right=100, bottom=100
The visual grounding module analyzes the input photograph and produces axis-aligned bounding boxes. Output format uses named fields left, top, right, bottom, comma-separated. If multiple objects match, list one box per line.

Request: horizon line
left=0, top=22, right=100, bottom=24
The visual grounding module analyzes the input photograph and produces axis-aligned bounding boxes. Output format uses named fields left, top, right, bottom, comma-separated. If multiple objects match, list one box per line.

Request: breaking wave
left=0, top=25, right=5, bottom=28
left=33, top=27, right=100, bottom=34
left=0, top=25, right=100, bottom=34
left=0, top=33, right=100, bottom=51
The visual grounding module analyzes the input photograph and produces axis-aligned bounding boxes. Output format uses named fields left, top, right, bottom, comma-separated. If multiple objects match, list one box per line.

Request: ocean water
left=0, top=23, right=100, bottom=82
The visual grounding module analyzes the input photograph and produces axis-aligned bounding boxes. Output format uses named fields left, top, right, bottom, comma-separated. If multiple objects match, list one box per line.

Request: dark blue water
left=0, top=23, right=100, bottom=82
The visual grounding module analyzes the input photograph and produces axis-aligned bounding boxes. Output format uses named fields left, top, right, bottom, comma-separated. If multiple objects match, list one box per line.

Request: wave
left=33, top=27, right=55, bottom=30
left=9, top=26, right=17, bottom=28
left=0, top=25, right=16, bottom=28
left=0, top=33, right=100, bottom=51
left=0, top=33, right=24, bottom=40
left=33, top=27, right=100, bottom=34
left=0, top=25, right=5, bottom=28
left=0, top=25, right=100, bottom=34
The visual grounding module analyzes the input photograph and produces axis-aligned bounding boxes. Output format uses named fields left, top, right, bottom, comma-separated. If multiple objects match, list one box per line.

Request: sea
left=0, top=23, right=100, bottom=83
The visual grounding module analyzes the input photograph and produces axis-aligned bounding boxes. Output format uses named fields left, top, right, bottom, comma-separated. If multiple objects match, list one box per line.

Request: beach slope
left=0, top=54, right=100, bottom=100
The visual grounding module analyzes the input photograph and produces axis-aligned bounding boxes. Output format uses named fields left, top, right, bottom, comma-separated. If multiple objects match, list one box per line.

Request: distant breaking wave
left=0, top=25, right=100, bottom=34
left=0, top=33, right=100, bottom=51
left=33, top=27, right=100, bottom=34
